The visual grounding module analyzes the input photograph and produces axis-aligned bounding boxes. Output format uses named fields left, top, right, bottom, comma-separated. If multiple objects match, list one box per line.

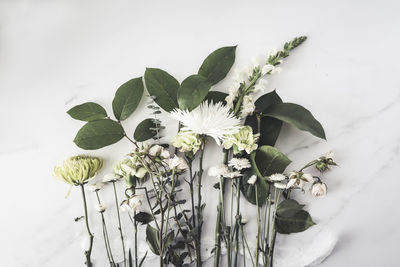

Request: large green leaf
left=263, top=103, right=326, bottom=140
left=134, top=119, right=157, bottom=142
left=254, top=146, right=291, bottom=177
left=177, top=74, right=212, bottom=111
left=245, top=90, right=283, bottom=146
left=67, top=102, right=107, bottom=121
left=144, top=68, right=179, bottom=112
left=146, top=224, right=160, bottom=255
left=112, top=77, right=144, bottom=121
left=198, top=46, right=236, bottom=85
left=276, top=199, right=305, bottom=218
left=73, top=119, right=125, bottom=150
left=275, top=210, right=315, bottom=234
left=205, top=91, right=228, bottom=104
left=241, top=170, right=269, bottom=206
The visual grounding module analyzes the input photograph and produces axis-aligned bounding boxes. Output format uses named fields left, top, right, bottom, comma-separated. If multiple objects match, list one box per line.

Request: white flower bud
left=96, top=204, right=106, bottom=213
left=247, top=175, right=257, bottom=185
left=311, top=182, right=327, bottom=197
left=302, top=173, right=314, bottom=183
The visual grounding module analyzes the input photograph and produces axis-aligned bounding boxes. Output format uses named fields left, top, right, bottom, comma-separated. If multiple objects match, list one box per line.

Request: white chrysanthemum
left=269, top=173, right=286, bottom=182
left=208, top=164, right=229, bottom=177
left=228, top=158, right=251, bottom=170
left=171, top=101, right=241, bottom=145
left=224, top=171, right=242, bottom=179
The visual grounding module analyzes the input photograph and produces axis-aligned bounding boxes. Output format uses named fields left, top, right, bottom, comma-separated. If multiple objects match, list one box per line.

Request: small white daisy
left=208, top=164, right=229, bottom=177
left=228, top=158, right=251, bottom=170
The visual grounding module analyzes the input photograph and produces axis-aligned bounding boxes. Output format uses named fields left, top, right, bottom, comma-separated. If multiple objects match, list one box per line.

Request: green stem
left=80, top=184, right=94, bottom=267
left=213, top=149, right=229, bottom=267
left=255, top=186, right=261, bottom=267
left=112, top=182, right=126, bottom=267
left=134, top=210, right=138, bottom=267
left=95, top=191, right=115, bottom=266
left=268, top=189, right=281, bottom=267
left=233, top=178, right=241, bottom=267
left=195, top=138, right=206, bottom=267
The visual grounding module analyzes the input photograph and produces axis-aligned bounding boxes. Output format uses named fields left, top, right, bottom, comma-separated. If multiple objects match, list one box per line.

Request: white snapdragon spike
left=103, top=173, right=120, bottom=183
left=170, top=101, right=241, bottom=145
left=208, top=164, right=229, bottom=177
left=96, top=204, right=106, bottom=213
left=311, top=182, right=327, bottom=197
left=228, top=158, right=251, bottom=170
left=302, top=173, right=314, bottom=183
left=240, top=95, right=256, bottom=118
left=247, top=175, right=257, bottom=185
left=224, top=171, right=242, bottom=179
left=269, top=173, right=286, bottom=182
left=274, top=182, right=287, bottom=189
left=168, top=155, right=187, bottom=172
left=262, top=64, right=282, bottom=75
left=120, top=195, right=143, bottom=212
left=87, top=182, right=104, bottom=192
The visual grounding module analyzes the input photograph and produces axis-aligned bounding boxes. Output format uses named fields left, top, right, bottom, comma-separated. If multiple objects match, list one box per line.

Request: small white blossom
left=326, top=151, right=334, bottom=160
left=103, top=173, right=121, bottom=183
left=228, top=158, right=251, bottom=170
left=269, top=173, right=286, bottom=182
left=247, top=175, right=257, bottom=185
left=120, top=195, right=143, bottom=212
left=253, top=78, right=268, bottom=93
left=262, top=64, right=282, bottom=75
left=241, top=95, right=255, bottom=118
left=168, top=155, right=187, bottom=172
left=286, top=178, right=297, bottom=189
left=311, top=182, right=327, bottom=197
left=224, top=171, right=242, bottom=179
left=274, top=182, right=287, bottom=189
left=208, top=164, right=229, bottom=177
left=96, top=204, right=106, bottom=213
left=149, top=145, right=170, bottom=159
left=87, top=182, right=104, bottom=192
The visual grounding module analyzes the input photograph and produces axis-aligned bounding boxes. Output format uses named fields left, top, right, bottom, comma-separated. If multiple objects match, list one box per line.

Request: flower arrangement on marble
left=54, top=36, right=338, bottom=267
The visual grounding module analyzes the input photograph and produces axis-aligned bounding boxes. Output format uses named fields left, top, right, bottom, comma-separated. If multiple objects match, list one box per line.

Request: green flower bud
left=53, top=155, right=103, bottom=186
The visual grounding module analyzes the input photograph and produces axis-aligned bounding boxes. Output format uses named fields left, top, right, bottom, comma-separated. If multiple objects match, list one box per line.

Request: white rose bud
left=311, top=182, right=327, bottom=197
left=247, top=175, right=257, bottom=185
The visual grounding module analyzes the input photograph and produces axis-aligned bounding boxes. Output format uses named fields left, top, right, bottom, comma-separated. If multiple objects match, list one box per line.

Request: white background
left=1, top=0, right=400, bottom=266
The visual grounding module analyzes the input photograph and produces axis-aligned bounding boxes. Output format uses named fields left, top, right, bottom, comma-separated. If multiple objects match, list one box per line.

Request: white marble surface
left=1, top=0, right=400, bottom=266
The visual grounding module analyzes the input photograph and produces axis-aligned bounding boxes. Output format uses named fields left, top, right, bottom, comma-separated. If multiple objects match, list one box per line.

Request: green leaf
left=198, top=46, right=236, bottom=85
left=276, top=199, right=305, bottom=218
left=253, top=146, right=291, bottom=177
left=67, top=102, right=107, bottom=121
left=241, top=170, right=269, bottom=206
left=134, top=212, right=154, bottom=225
left=275, top=210, right=315, bottom=234
left=177, top=74, right=212, bottom=111
left=73, top=119, right=125, bottom=150
left=263, top=103, right=326, bottom=140
left=144, top=68, right=179, bottom=112
left=245, top=90, right=283, bottom=146
left=205, top=91, right=228, bottom=104
left=146, top=224, right=160, bottom=255
left=134, top=119, right=157, bottom=142
left=112, top=77, right=144, bottom=121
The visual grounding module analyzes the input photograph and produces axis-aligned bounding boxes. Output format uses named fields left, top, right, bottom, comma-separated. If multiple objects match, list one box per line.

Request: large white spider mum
left=170, top=101, right=241, bottom=145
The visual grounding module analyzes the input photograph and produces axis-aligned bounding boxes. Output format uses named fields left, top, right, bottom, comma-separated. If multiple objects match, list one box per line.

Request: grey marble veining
left=1, top=0, right=400, bottom=266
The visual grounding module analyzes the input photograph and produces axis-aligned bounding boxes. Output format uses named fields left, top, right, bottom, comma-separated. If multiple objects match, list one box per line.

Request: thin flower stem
left=95, top=191, right=115, bottom=266
left=195, top=138, right=206, bottom=267
left=134, top=211, right=138, bottom=267
left=112, top=182, right=126, bottom=267
left=264, top=196, right=271, bottom=266
left=241, top=224, right=255, bottom=267
left=255, top=186, right=261, bottom=267
left=80, top=184, right=94, bottom=267
left=233, top=177, right=241, bottom=267
left=228, top=179, right=234, bottom=267
left=241, top=223, right=246, bottom=267
left=213, top=149, right=229, bottom=267
left=268, top=189, right=282, bottom=267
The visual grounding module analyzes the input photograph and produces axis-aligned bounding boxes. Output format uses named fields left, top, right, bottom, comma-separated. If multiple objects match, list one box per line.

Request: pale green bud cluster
left=114, top=157, right=147, bottom=180
left=172, top=132, right=202, bottom=154
left=223, top=126, right=259, bottom=154
left=54, top=155, right=103, bottom=186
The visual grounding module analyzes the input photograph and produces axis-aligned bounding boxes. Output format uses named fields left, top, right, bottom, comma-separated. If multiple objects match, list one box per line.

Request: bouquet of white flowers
left=54, top=36, right=337, bottom=267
